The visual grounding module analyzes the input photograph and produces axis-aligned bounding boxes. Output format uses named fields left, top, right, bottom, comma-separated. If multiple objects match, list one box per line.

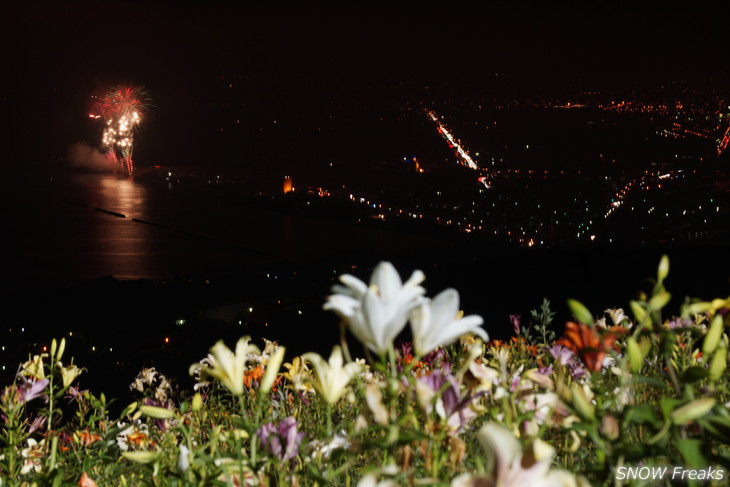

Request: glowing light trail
left=427, top=110, right=479, bottom=170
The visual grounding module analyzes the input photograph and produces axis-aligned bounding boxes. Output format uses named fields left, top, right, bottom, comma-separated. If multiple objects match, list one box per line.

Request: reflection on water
left=98, top=176, right=149, bottom=214
left=7, top=173, right=443, bottom=286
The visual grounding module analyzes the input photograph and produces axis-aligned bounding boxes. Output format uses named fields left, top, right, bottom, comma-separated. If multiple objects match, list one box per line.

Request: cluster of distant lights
left=718, top=125, right=730, bottom=156
left=340, top=163, right=722, bottom=247
left=0, top=329, right=178, bottom=372
left=344, top=189, right=558, bottom=246
left=269, top=102, right=726, bottom=248
left=600, top=170, right=722, bottom=232
left=602, top=98, right=730, bottom=156
left=599, top=100, right=670, bottom=116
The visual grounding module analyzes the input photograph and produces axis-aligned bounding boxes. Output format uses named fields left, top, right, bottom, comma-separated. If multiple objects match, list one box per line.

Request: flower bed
left=1, top=258, right=728, bottom=486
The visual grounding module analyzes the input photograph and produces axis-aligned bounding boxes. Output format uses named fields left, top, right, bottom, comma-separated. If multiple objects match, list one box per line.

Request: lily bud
left=671, top=398, right=716, bottom=425
left=703, top=314, right=724, bottom=356
left=600, top=414, right=620, bottom=440
left=627, top=337, right=643, bottom=373
left=630, top=300, right=649, bottom=327
left=140, top=405, right=175, bottom=419
left=120, top=401, right=138, bottom=418
left=57, top=338, right=66, bottom=362
left=687, top=301, right=713, bottom=315
left=571, top=383, right=595, bottom=422
left=567, top=299, right=593, bottom=325
left=709, top=346, right=727, bottom=381
left=657, top=255, right=669, bottom=282
left=191, top=393, right=202, bottom=412
left=648, top=291, right=671, bottom=312
left=122, top=451, right=159, bottom=464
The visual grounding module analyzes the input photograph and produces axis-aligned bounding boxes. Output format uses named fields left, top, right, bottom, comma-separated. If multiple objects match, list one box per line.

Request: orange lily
left=556, top=322, right=626, bottom=372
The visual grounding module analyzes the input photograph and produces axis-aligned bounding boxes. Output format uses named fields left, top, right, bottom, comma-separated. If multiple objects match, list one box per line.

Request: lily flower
left=509, top=314, right=522, bottom=335
left=58, top=362, right=83, bottom=388
left=605, top=308, right=630, bottom=328
left=302, top=346, right=361, bottom=405
left=324, top=261, right=426, bottom=356
left=20, top=438, right=45, bottom=475
left=416, top=370, right=484, bottom=434
left=308, top=429, right=351, bottom=460
left=257, top=416, right=305, bottom=462
left=28, top=415, right=47, bottom=434
left=196, top=337, right=260, bottom=397
left=260, top=346, right=286, bottom=393
left=410, top=289, right=488, bottom=357
left=78, top=472, right=98, bottom=487
left=556, top=322, right=625, bottom=372
left=18, top=376, right=49, bottom=404
left=451, top=423, right=578, bottom=487
left=283, top=356, right=314, bottom=393
left=20, top=354, right=47, bottom=380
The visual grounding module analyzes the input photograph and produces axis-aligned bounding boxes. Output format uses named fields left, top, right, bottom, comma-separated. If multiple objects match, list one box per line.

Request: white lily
left=324, top=262, right=426, bottom=356
left=451, top=423, right=579, bottom=487
left=410, top=288, right=487, bottom=357
left=302, top=346, right=361, bottom=405
left=201, top=337, right=260, bottom=397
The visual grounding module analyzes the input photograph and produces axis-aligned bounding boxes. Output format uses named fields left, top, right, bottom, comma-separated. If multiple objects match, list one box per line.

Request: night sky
left=4, top=3, right=726, bottom=83
left=1, top=2, right=727, bottom=173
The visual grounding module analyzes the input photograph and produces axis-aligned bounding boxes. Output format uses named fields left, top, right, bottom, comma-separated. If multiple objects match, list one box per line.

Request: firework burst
left=91, top=86, right=151, bottom=175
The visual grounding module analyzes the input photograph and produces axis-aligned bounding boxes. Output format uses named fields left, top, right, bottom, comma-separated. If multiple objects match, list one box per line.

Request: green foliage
left=1, top=256, right=728, bottom=486
left=526, top=298, right=557, bottom=345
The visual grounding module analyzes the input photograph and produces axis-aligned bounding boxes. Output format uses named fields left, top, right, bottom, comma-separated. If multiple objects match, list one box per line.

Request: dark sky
left=3, top=2, right=726, bottom=88
left=1, top=2, right=727, bottom=172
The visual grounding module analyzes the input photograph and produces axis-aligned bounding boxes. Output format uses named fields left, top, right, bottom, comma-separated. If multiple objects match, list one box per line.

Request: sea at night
left=4, top=168, right=728, bottom=403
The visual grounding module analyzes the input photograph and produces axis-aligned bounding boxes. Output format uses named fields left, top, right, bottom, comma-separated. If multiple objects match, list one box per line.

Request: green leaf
left=630, top=300, right=649, bottom=325
left=680, top=366, right=709, bottom=384
left=633, top=375, right=670, bottom=389
left=660, top=397, right=684, bottom=420
left=567, top=299, right=593, bottom=325
left=626, top=404, right=662, bottom=428
left=677, top=439, right=707, bottom=469
left=660, top=331, right=678, bottom=357
left=701, top=415, right=730, bottom=440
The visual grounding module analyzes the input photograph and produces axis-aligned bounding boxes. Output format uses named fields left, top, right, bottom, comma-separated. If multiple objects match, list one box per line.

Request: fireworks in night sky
left=91, top=86, right=151, bottom=175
